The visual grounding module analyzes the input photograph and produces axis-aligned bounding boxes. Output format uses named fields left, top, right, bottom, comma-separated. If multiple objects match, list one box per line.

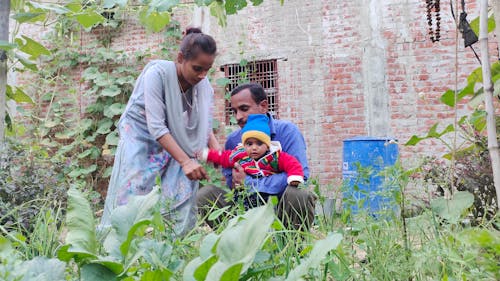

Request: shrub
left=0, top=138, right=68, bottom=233
left=421, top=119, right=499, bottom=224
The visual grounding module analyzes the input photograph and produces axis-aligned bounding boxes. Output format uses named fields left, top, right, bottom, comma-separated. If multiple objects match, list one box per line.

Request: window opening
left=220, top=59, right=279, bottom=124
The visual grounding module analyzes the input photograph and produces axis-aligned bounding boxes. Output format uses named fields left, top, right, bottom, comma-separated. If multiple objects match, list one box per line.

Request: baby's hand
left=194, top=149, right=204, bottom=160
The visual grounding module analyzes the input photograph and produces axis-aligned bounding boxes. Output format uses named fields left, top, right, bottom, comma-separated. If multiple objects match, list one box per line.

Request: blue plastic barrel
left=342, top=136, right=399, bottom=217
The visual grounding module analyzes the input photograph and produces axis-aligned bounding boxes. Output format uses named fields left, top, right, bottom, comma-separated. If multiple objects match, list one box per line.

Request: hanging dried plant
left=426, top=0, right=441, bottom=42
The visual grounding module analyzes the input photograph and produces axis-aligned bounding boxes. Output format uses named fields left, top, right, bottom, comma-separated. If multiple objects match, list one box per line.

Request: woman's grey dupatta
left=158, top=61, right=212, bottom=157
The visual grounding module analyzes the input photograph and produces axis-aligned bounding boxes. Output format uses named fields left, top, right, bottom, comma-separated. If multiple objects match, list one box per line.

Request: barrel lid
left=343, top=136, right=398, bottom=142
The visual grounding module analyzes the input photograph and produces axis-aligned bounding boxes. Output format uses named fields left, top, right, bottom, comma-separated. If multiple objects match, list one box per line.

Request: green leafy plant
left=406, top=61, right=500, bottom=224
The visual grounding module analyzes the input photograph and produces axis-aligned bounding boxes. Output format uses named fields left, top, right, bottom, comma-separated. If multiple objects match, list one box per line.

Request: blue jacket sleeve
left=244, top=173, right=288, bottom=194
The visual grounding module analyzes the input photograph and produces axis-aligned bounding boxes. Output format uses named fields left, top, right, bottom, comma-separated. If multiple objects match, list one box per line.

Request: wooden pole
left=479, top=0, right=500, bottom=211
left=0, top=0, right=10, bottom=147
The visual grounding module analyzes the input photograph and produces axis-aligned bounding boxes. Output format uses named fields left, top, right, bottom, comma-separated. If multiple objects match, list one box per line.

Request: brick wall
left=12, top=0, right=499, bottom=190
left=206, top=0, right=499, bottom=188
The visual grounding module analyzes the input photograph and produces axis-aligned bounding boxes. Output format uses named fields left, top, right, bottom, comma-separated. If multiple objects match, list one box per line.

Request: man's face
left=230, top=89, right=268, bottom=128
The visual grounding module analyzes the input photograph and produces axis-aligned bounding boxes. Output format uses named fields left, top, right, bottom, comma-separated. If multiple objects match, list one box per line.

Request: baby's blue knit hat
left=241, top=114, right=271, bottom=146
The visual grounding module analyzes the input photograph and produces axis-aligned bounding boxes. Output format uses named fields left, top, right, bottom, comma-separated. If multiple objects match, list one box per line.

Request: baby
left=199, top=114, right=304, bottom=187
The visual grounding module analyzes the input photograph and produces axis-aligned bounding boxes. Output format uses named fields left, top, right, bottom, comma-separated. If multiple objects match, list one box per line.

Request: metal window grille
left=220, top=59, right=279, bottom=124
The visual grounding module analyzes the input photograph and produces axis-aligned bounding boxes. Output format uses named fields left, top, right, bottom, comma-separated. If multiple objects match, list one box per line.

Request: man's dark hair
left=230, top=83, right=267, bottom=104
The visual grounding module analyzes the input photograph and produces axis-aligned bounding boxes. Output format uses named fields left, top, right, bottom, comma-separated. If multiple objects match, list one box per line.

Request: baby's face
left=244, top=138, right=268, bottom=160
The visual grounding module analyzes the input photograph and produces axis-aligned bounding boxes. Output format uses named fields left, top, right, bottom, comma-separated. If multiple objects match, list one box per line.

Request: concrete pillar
left=360, top=0, right=390, bottom=137
left=192, top=6, right=211, bottom=34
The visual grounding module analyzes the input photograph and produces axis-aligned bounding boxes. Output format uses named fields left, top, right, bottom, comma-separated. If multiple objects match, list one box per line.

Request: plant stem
left=479, top=0, right=500, bottom=212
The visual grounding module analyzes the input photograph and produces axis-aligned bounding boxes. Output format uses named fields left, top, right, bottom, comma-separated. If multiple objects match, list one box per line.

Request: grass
left=1, top=175, right=499, bottom=280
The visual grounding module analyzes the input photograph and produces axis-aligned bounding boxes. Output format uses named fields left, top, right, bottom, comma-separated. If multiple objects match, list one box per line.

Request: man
left=196, top=83, right=317, bottom=231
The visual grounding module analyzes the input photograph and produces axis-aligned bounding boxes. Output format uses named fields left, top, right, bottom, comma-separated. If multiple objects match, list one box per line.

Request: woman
left=99, top=27, right=219, bottom=236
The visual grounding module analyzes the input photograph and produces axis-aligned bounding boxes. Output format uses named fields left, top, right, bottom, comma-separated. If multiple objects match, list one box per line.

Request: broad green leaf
left=183, top=257, right=205, bottom=281
left=206, top=204, right=275, bottom=279
left=470, top=61, right=500, bottom=85
left=139, top=239, right=174, bottom=269
left=74, top=11, right=106, bottom=29
left=11, top=12, right=46, bottom=23
left=81, top=164, right=98, bottom=175
left=199, top=232, right=219, bottom=258
left=405, top=123, right=454, bottom=146
left=210, top=1, right=227, bottom=27
left=11, top=0, right=23, bottom=10
left=469, top=109, right=487, bottom=132
left=139, top=9, right=171, bottom=32
left=6, top=86, right=34, bottom=104
left=0, top=40, right=18, bottom=51
left=55, top=128, right=79, bottom=139
left=250, top=0, right=264, bottom=5
left=194, top=0, right=215, bottom=5
left=440, top=89, right=456, bottom=107
left=150, top=0, right=180, bottom=12
left=0, top=236, right=17, bottom=260
left=405, top=135, right=421, bottom=146
left=443, top=144, right=476, bottom=160
left=106, top=131, right=119, bottom=146
left=103, top=186, right=161, bottom=259
left=207, top=205, right=230, bottom=222
left=494, top=79, right=500, bottom=97
left=97, top=118, right=113, bottom=134
left=65, top=2, right=82, bottom=13
left=431, top=191, right=474, bottom=224
left=103, top=166, right=114, bottom=178
left=467, top=66, right=483, bottom=84
left=14, top=36, right=51, bottom=60
left=78, top=149, right=94, bottom=159
left=20, top=257, right=66, bottom=281
left=119, top=220, right=150, bottom=257
left=68, top=168, right=84, bottom=178
left=140, top=269, right=173, bottom=281
left=285, top=232, right=343, bottom=281
left=101, top=86, right=121, bottom=97
left=225, top=0, right=247, bottom=15
left=470, top=14, right=496, bottom=36
left=440, top=82, right=474, bottom=107
left=103, top=0, right=129, bottom=9
left=239, top=59, right=248, bottom=67
left=29, top=1, right=70, bottom=14
left=57, top=244, right=77, bottom=261
left=80, top=118, right=94, bottom=131
left=14, top=52, right=38, bottom=71
left=458, top=228, right=500, bottom=250
left=64, top=187, right=98, bottom=257
left=220, top=263, right=244, bottom=281
left=104, top=103, right=126, bottom=118
left=115, top=75, right=136, bottom=85
left=82, top=66, right=101, bottom=80
left=91, top=260, right=124, bottom=275
left=194, top=255, right=218, bottom=281
left=81, top=263, right=117, bottom=281
left=216, top=77, right=231, bottom=87
left=490, top=61, right=500, bottom=79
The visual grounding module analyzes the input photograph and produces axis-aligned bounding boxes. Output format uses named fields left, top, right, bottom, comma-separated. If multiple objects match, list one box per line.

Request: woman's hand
left=181, top=159, right=208, bottom=181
